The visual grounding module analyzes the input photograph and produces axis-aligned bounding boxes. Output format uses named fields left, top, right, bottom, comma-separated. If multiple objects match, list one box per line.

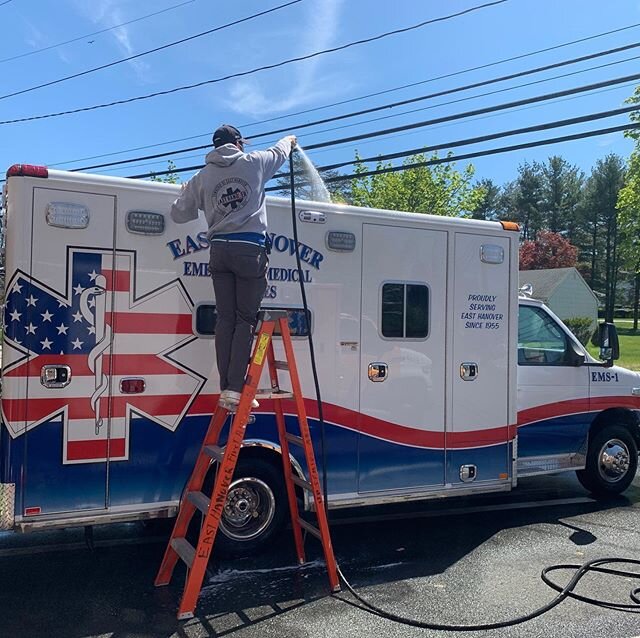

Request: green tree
left=350, top=152, right=483, bottom=216
left=617, top=86, right=640, bottom=328
left=500, top=162, right=544, bottom=240
left=470, top=178, right=502, bottom=220
left=581, top=155, right=626, bottom=322
left=541, top=155, right=584, bottom=241
left=150, top=160, right=181, bottom=184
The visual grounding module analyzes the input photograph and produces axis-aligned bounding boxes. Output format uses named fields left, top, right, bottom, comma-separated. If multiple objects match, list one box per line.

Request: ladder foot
left=332, top=585, right=342, bottom=593
left=154, top=579, right=170, bottom=587
left=177, top=611, right=195, bottom=621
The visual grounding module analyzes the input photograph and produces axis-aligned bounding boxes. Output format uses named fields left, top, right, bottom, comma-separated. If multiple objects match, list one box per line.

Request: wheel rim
left=220, top=477, right=276, bottom=542
left=597, top=438, right=631, bottom=483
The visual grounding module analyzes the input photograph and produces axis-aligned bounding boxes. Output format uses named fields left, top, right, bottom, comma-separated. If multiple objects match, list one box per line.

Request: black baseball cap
left=212, top=124, right=246, bottom=148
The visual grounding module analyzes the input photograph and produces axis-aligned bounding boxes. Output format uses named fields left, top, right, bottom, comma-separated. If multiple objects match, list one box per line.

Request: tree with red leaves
left=519, top=230, right=578, bottom=270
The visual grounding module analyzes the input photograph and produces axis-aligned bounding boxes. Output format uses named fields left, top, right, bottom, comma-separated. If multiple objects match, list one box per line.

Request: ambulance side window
left=194, top=304, right=310, bottom=338
left=518, top=305, right=570, bottom=365
left=381, top=282, right=429, bottom=339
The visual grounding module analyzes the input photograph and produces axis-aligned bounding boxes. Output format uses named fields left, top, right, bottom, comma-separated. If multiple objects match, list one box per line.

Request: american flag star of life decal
left=1, top=248, right=205, bottom=464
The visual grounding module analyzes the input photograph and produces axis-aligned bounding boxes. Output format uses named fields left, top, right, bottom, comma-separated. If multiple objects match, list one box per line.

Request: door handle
left=40, top=365, right=72, bottom=388
left=460, top=362, right=478, bottom=381
left=368, top=362, right=388, bottom=382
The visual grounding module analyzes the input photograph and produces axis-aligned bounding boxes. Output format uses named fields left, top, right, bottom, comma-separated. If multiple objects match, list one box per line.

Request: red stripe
left=108, top=354, right=187, bottom=376
left=67, top=437, right=126, bottom=461
left=518, top=396, right=640, bottom=426
left=4, top=393, right=196, bottom=421
left=517, top=398, right=591, bottom=426
left=3, top=354, right=186, bottom=377
left=110, top=312, right=192, bottom=334
left=590, top=395, right=640, bottom=411
left=103, top=269, right=129, bottom=292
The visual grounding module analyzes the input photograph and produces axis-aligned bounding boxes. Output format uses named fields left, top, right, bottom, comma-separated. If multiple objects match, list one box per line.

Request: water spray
left=288, top=145, right=329, bottom=508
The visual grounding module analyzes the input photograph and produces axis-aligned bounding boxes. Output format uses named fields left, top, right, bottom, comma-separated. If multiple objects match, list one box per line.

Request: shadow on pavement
left=0, top=476, right=633, bottom=638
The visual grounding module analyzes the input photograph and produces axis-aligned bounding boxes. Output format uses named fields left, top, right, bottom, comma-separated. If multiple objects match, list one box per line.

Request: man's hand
left=285, top=135, right=297, bottom=150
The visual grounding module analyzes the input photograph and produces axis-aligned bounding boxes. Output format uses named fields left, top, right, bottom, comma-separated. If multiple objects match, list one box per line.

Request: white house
left=519, top=267, right=599, bottom=329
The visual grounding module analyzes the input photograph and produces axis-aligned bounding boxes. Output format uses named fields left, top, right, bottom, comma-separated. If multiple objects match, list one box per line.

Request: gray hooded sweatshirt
left=170, top=137, right=293, bottom=242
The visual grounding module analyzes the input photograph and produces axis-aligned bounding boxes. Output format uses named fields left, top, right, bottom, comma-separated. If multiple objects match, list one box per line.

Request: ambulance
left=1, top=164, right=638, bottom=554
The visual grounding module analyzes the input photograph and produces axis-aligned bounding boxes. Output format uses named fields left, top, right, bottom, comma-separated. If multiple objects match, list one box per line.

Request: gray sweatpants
left=210, top=240, right=268, bottom=392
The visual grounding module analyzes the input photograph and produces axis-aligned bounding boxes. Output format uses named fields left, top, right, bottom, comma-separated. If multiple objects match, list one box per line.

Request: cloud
left=70, top=0, right=151, bottom=81
left=597, top=134, right=617, bottom=148
left=226, top=0, right=350, bottom=118
left=22, top=18, right=46, bottom=50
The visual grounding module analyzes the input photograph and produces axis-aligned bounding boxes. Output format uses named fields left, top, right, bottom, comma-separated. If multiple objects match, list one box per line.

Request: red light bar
left=6, top=164, right=48, bottom=178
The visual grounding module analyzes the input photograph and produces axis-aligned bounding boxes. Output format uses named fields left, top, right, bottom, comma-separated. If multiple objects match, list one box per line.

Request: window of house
left=381, top=282, right=429, bottom=339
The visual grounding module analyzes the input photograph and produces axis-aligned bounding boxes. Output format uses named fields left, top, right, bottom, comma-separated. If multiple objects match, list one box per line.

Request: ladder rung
left=255, top=389, right=294, bottom=400
left=291, top=474, right=313, bottom=492
left=203, top=444, right=224, bottom=462
left=187, top=490, right=210, bottom=515
left=274, top=360, right=289, bottom=371
left=285, top=432, right=304, bottom=447
left=171, top=538, right=196, bottom=569
left=297, top=517, right=321, bottom=539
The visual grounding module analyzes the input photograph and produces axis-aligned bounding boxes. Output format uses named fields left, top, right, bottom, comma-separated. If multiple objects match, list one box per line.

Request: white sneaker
left=218, top=390, right=259, bottom=410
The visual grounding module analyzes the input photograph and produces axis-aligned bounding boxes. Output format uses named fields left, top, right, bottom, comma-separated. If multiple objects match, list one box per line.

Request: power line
left=46, top=21, right=640, bottom=169
left=0, top=1, right=196, bottom=65
left=313, top=122, right=640, bottom=185
left=303, top=71, right=640, bottom=151
left=303, top=105, right=640, bottom=173
left=71, top=64, right=640, bottom=173
left=127, top=106, right=638, bottom=180
left=91, top=82, right=640, bottom=176
left=0, top=0, right=14, bottom=6
left=0, top=0, right=509, bottom=124
left=0, top=0, right=304, bottom=101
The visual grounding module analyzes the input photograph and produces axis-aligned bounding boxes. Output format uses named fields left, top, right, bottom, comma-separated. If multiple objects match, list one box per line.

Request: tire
left=205, top=457, right=288, bottom=557
left=576, top=425, right=638, bottom=498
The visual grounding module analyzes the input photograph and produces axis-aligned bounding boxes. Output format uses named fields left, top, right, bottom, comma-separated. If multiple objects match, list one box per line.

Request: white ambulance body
left=1, top=165, right=638, bottom=552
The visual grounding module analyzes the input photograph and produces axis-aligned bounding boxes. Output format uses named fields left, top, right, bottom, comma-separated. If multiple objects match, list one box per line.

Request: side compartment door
left=448, top=233, right=512, bottom=485
left=5, top=187, right=116, bottom=515
left=358, top=224, right=447, bottom=492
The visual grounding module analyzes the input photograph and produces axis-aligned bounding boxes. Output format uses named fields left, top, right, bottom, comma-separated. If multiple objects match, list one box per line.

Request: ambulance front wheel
left=576, top=425, right=638, bottom=498
left=216, top=458, right=288, bottom=556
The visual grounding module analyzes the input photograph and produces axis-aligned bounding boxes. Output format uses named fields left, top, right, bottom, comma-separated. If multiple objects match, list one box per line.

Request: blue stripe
left=210, top=232, right=265, bottom=246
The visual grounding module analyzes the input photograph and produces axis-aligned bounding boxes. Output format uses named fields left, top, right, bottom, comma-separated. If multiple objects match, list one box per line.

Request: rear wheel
left=576, top=425, right=638, bottom=498
left=210, top=457, right=288, bottom=556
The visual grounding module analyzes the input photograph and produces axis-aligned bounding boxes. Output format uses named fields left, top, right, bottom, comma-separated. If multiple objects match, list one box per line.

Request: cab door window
left=518, top=305, right=571, bottom=365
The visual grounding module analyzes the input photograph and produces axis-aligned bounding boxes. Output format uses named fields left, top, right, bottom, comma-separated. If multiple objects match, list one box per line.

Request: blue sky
left=1, top=0, right=639, bottom=188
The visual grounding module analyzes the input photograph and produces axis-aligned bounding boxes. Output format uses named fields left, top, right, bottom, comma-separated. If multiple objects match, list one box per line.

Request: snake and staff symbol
left=79, top=275, right=112, bottom=435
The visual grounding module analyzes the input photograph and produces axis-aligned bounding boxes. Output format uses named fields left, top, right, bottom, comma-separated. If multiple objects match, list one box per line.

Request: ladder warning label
left=460, top=294, right=504, bottom=330
left=253, top=333, right=271, bottom=365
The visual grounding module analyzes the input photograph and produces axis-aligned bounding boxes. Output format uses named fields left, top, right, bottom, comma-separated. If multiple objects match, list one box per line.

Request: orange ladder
left=154, top=309, right=340, bottom=619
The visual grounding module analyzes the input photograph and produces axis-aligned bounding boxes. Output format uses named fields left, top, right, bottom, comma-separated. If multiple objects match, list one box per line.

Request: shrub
left=564, top=317, right=595, bottom=346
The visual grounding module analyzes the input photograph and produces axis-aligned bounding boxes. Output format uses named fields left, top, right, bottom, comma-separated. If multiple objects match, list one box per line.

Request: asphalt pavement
left=1, top=473, right=640, bottom=638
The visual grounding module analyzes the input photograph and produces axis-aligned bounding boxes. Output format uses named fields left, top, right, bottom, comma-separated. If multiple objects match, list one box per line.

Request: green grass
left=586, top=319, right=640, bottom=371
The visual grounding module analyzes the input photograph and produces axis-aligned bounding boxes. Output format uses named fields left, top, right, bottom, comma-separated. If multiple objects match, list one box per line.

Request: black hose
left=338, top=558, right=640, bottom=631
left=286, top=148, right=640, bottom=630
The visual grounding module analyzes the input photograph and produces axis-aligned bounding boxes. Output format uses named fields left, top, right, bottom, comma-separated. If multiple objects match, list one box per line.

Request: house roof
left=518, top=267, right=598, bottom=304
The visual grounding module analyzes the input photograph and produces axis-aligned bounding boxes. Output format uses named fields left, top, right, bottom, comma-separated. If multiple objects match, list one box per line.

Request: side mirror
left=597, top=322, right=620, bottom=367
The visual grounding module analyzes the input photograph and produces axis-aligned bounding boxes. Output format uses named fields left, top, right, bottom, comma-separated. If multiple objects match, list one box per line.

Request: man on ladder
left=170, top=124, right=297, bottom=409
left=159, top=126, right=339, bottom=620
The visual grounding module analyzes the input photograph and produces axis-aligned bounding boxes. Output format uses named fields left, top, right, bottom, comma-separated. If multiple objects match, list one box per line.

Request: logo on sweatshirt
left=213, top=177, right=252, bottom=215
